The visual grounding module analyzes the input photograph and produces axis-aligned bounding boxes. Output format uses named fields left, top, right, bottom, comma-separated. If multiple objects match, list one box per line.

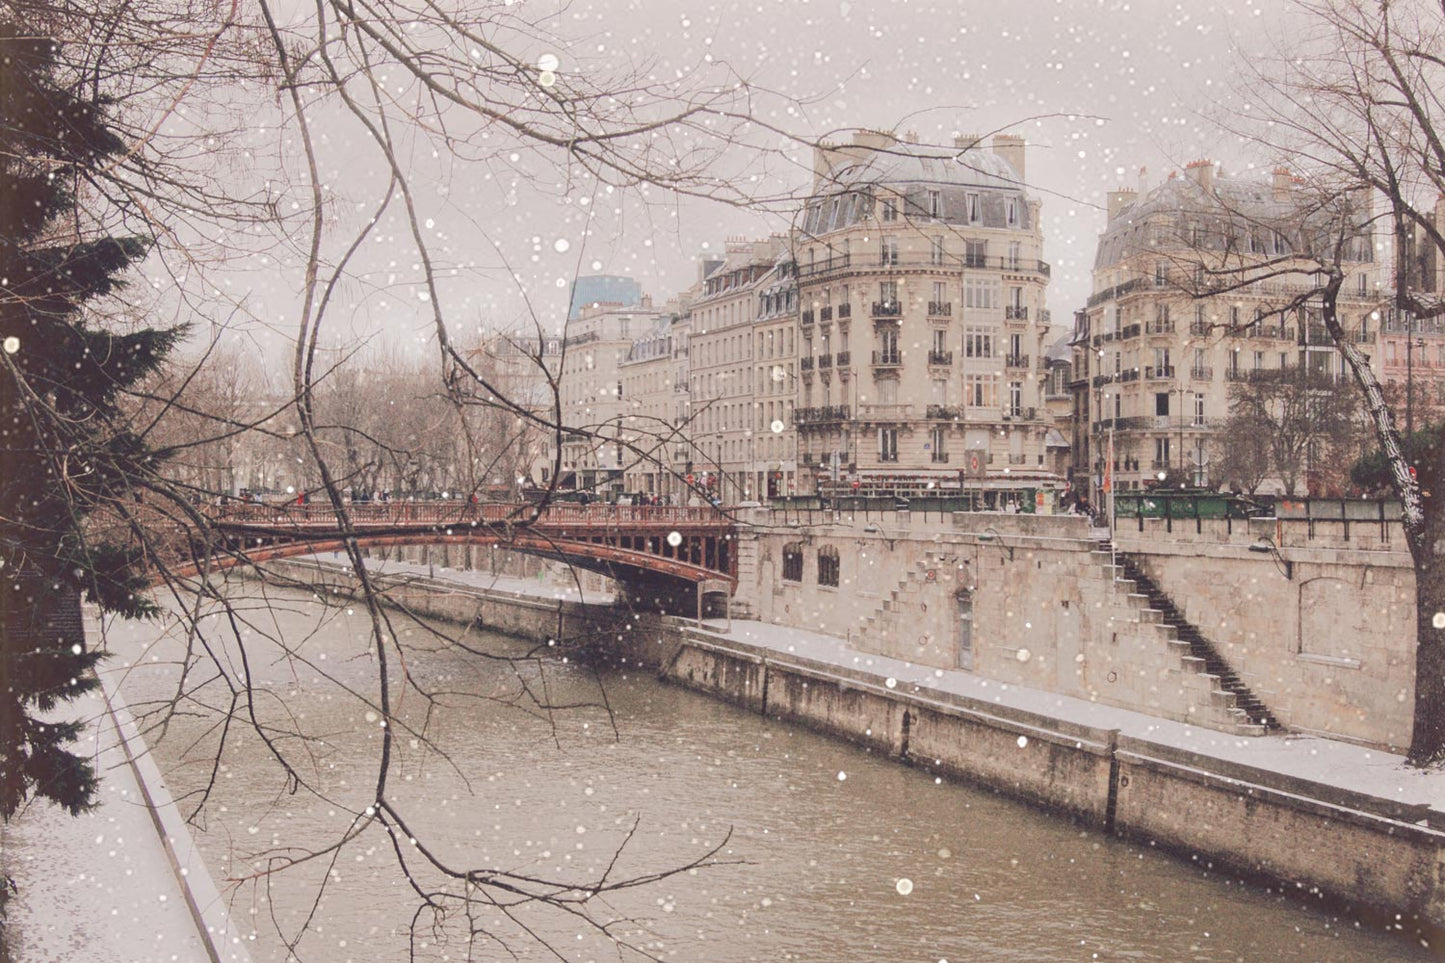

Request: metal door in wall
left=955, top=589, right=974, bottom=670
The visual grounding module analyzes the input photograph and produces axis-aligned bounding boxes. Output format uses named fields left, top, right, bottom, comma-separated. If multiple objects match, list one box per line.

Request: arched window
left=782, top=542, right=804, bottom=582
left=817, top=545, right=840, bottom=587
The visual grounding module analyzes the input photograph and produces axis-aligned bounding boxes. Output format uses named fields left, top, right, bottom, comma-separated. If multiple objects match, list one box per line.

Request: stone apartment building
left=791, top=130, right=1062, bottom=502
left=558, top=297, right=666, bottom=493
left=1075, top=162, right=1381, bottom=496
left=687, top=236, right=789, bottom=503
left=750, top=256, right=800, bottom=499
left=618, top=312, right=691, bottom=499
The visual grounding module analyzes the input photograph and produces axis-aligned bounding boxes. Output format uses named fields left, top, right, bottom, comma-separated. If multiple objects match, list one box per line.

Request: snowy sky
left=191, top=0, right=1297, bottom=362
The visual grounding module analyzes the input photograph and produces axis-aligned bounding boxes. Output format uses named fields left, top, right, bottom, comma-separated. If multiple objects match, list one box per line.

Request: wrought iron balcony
left=801, top=309, right=815, bottom=325
left=819, top=306, right=833, bottom=322
left=837, top=303, right=852, bottom=319
left=800, top=356, right=815, bottom=371
left=1005, top=305, right=1029, bottom=321
left=1190, top=365, right=1213, bottom=380
left=818, top=353, right=833, bottom=369
left=1144, top=364, right=1176, bottom=380
left=926, top=404, right=961, bottom=419
left=928, top=349, right=954, bottom=365
left=872, top=301, right=902, bottom=318
left=1005, top=354, right=1030, bottom=369
left=835, top=350, right=851, bottom=366
left=872, top=350, right=903, bottom=367
left=928, top=301, right=953, bottom=317
left=931, top=451, right=951, bottom=463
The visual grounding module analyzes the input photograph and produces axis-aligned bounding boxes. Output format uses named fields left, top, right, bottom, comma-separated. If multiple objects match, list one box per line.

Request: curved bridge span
left=168, top=502, right=737, bottom=607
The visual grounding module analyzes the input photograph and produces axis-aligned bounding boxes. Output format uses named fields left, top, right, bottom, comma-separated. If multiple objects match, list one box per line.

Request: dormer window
left=1006, top=198, right=1018, bottom=226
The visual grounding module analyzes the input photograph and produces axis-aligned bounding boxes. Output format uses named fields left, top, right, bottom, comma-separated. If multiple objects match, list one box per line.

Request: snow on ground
left=697, top=618, right=1445, bottom=810
left=0, top=687, right=211, bottom=963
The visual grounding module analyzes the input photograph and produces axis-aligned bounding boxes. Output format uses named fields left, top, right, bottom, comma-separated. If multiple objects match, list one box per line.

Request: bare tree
left=1185, top=0, right=1445, bottom=762
left=1, top=0, right=811, bottom=955
left=1214, top=367, right=1366, bottom=496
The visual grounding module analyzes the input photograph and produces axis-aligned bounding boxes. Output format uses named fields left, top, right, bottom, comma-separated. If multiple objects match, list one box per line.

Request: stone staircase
left=1100, top=539, right=1281, bottom=734
left=854, top=551, right=947, bottom=649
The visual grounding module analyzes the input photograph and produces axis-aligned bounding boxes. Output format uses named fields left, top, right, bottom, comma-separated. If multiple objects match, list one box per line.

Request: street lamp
left=1248, top=535, right=1294, bottom=579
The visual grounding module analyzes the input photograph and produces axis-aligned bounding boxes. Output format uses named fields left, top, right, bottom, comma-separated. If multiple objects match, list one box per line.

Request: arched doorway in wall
left=955, top=587, right=974, bottom=670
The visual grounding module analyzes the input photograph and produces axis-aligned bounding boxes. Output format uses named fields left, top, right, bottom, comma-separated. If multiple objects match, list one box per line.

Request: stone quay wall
left=739, top=509, right=1418, bottom=750
left=257, top=556, right=1445, bottom=936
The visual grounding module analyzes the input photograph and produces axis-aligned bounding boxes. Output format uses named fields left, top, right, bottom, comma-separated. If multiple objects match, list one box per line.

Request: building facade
left=687, top=237, right=787, bottom=503
left=1077, top=162, right=1381, bottom=496
left=792, top=130, right=1062, bottom=503
left=558, top=297, right=665, bottom=493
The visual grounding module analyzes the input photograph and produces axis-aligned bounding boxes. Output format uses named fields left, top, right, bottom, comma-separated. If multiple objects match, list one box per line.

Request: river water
left=108, top=584, right=1434, bottom=962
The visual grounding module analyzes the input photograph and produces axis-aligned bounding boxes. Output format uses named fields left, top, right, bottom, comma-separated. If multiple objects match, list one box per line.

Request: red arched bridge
left=169, top=501, right=737, bottom=610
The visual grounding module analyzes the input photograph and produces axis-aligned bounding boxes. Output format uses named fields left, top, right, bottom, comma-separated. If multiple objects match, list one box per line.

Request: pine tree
left=0, top=25, right=180, bottom=818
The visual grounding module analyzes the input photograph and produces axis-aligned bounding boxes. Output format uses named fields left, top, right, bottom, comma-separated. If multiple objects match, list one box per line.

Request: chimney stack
left=1107, top=188, right=1138, bottom=223
left=1185, top=158, right=1215, bottom=191
left=992, top=134, right=1026, bottom=182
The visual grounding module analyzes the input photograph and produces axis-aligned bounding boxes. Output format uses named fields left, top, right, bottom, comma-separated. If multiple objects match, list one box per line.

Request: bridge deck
left=183, top=502, right=737, bottom=586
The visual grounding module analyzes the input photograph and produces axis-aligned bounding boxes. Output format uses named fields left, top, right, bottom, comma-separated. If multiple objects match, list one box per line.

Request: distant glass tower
left=569, top=275, right=642, bottom=320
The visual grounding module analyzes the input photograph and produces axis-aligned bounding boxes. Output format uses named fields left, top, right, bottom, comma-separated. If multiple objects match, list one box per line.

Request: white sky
left=185, top=0, right=1297, bottom=363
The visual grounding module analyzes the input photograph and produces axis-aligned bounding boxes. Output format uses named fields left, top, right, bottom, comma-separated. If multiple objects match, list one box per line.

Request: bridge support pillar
left=730, top=525, right=759, bottom=620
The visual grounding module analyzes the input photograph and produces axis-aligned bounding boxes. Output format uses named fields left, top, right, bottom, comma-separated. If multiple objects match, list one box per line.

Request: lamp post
left=1408, top=308, right=1415, bottom=440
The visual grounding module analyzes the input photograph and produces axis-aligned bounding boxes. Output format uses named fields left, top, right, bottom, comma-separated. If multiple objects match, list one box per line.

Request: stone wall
left=739, top=509, right=1418, bottom=749
left=747, top=512, right=1254, bottom=735
left=1114, top=517, right=1416, bottom=749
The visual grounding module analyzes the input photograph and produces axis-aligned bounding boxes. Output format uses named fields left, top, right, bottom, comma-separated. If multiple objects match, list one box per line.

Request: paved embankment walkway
left=0, top=619, right=252, bottom=963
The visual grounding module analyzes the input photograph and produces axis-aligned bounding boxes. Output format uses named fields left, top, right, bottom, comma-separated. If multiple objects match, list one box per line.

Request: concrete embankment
left=262, top=556, right=1445, bottom=937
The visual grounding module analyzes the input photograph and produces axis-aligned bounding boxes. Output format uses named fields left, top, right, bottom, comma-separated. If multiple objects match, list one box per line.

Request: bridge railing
left=205, top=501, right=729, bottom=529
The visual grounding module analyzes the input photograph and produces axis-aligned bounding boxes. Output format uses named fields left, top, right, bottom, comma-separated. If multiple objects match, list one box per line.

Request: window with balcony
left=965, top=239, right=987, bottom=267
left=818, top=546, right=841, bottom=587
left=878, top=427, right=899, bottom=462
left=876, top=328, right=900, bottom=365
left=1154, top=437, right=1172, bottom=467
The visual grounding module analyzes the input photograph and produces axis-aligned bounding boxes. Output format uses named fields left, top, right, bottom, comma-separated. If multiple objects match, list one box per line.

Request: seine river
left=110, top=584, right=1433, bottom=962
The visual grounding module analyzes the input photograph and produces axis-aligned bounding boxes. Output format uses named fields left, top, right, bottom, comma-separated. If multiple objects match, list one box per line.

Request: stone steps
left=1115, top=552, right=1282, bottom=733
